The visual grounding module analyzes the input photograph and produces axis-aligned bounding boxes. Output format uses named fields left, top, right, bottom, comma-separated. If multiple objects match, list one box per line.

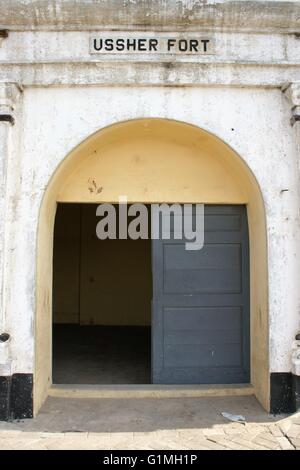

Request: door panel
left=152, top=205, right=250, bottom=384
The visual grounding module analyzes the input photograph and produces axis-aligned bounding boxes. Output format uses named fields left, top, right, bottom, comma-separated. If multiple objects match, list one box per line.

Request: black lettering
left=179, top=39, right=188, bottom=52
left=127, top=38, right=136, bottom=51
left=201, top=39, right=210, bottom=52
left=190, top=39, right=199, bottom=52
left=93, top=39, right=103, bottom=51
left=116, top=39, right=125, bottom=51
left=149, top=39, right=158, bottom=51
left=104, top=38, right=114, bottom=52
left=167, top=39, right=176, bottom=51
left=138, top=39, right=147, bottom=51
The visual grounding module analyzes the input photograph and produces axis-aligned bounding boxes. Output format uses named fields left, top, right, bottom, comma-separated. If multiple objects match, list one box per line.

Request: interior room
left=52, top=203, right=152, bottom=385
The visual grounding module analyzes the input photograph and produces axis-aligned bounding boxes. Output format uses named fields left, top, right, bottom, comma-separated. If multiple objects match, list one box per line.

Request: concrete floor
left=0, top=395, right=299, bottom=450
left=11, top=324, right=297, bottom=449
left=52, top=325, right=151, bottom=384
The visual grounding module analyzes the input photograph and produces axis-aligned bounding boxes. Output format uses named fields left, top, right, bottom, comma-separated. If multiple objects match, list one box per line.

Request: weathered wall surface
left=0, top=1, right=299, bottom=32
left=0, top=1, right=300, bottom=416
left=1, top=29, right=300, bottom=87
left=3, top=85, right=298, bottom=376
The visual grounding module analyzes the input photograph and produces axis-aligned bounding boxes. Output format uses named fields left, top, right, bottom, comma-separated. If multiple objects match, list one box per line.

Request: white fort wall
left=2, top=85, right=299, bottom=377
left=0, top=0, right=300, bottom=417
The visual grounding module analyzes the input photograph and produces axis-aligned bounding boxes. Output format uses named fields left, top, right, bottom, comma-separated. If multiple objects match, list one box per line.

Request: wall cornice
left=0, top=1, right=300, bottom=34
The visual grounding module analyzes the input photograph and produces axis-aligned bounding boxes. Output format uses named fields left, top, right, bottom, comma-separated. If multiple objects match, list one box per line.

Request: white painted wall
left=2, top=85, right=299, bottom=375
left=1, top=31, right=300, bottom=64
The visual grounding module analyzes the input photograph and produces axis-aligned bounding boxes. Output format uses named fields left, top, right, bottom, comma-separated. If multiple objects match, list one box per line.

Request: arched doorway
left=35, top=119, right=268, bottom=415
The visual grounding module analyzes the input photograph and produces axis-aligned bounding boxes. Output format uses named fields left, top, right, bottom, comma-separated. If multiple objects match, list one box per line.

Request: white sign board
left=90, top=33, right=214, bottom=55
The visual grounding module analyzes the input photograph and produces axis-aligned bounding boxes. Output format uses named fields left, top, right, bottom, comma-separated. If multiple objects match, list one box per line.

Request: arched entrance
left=35, top=119, right=268, bottom=415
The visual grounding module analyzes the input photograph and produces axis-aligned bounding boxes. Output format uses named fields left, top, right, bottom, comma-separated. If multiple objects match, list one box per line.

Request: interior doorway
left=52, top=203, right=152, bottom=384
left=53, top=201, right=250, bottom=387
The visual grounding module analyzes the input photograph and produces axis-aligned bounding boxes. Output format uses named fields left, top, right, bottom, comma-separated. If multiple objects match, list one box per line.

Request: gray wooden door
left=152, top=205, right=250, bottom=384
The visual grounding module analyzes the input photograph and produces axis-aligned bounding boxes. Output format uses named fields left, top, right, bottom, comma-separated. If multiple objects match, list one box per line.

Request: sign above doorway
left=90, top=33, right=215, bottom=56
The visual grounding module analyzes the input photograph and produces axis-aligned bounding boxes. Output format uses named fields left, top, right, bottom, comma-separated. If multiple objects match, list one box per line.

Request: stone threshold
left=49, top=383, right=254, bottom=399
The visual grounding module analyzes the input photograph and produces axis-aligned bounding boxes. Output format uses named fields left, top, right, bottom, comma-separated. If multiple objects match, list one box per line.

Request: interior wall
left=53, top=204, right=80, bottom=324
left=53, top=204, right=151, bottom=326
left=36, top=119, right=268, bottom=415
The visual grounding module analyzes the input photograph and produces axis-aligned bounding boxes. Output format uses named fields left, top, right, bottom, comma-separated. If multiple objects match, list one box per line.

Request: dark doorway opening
left=52, top=203, right=152, bottom=384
